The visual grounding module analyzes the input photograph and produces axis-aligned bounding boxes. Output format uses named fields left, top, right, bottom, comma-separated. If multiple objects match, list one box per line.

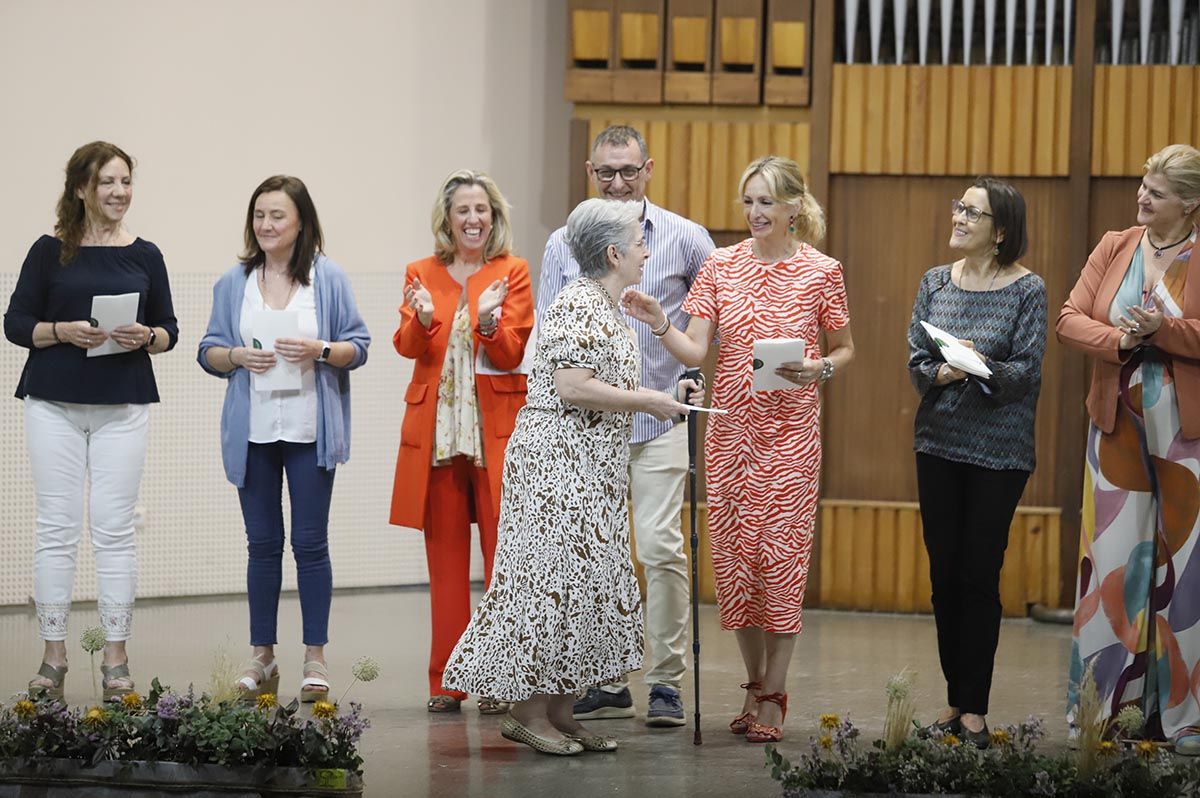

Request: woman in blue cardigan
left=198, top=175, right=369, bottom=703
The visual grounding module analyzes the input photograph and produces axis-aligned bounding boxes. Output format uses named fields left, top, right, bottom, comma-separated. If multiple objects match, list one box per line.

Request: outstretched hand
left=620, top=289, right=666, bottom=329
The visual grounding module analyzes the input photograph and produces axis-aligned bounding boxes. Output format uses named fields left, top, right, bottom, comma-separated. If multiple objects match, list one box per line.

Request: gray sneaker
left=645, top=685, right=686, bottom=727
left=572, top=686, right=635, bottom=720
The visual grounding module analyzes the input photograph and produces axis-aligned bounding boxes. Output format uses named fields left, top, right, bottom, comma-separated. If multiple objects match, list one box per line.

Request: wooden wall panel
left=817, top=501, right=1065, bottom=615
left=664, top=0, right=713, bottom=103
left=830, top=65, right=1072, bottom=176
left=1092, top=66, right=1200, bottom=176
left=822, top=176, right=1073, bottom=509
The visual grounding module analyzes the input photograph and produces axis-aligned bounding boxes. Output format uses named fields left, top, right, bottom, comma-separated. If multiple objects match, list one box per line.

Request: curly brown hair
left=54, top=142, right=134, bottom=265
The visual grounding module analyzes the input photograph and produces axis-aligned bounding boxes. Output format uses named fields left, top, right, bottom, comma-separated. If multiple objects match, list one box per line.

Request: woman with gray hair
left=442, top=198, right=689, bottom=756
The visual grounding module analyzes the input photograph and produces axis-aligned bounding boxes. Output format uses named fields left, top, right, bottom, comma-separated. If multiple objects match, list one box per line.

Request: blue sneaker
left=646, top=685, right=686, bottom=727
left=572, top=687, right=635, bottom=720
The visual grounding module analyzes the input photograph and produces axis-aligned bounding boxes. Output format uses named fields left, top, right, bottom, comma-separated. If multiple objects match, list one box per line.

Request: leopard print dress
left=442, top=277, right=645, bottom=701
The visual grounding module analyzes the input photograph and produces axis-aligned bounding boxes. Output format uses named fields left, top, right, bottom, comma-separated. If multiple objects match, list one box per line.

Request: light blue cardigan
left=197, top=255, right=370, bottom=487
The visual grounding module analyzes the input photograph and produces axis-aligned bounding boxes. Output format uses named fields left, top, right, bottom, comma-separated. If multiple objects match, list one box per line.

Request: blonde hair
left=738, top=156, right=826, bottom=243
left=431, top=169, right=514, bottom=263
left=1145, top=144, right=1200, bottom=217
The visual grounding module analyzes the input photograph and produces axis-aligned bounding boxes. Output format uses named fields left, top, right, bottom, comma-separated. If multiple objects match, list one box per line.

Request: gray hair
left=565, top=199, right=642, bottom=279
left=591, top=125, right=648, bottom=160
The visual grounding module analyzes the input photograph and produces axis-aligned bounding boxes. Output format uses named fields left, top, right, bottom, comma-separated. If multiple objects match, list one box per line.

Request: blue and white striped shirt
left=537, top=199, right=716, bottom=444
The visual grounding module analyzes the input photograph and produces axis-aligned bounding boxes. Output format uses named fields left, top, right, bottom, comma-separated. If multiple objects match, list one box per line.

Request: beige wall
left=0, top=1, right=570, bottom=605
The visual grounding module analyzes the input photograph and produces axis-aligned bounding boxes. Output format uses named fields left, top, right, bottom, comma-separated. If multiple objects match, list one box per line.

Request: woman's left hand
left=274, top=337, right=321, bottom=363
left=111, top=323, right=153, bottom=350
left=777, top=359, right=823, bottom=386
left=478, top=276, right=509, bottom=318
left=1119, top=300, right=1163, bottom=338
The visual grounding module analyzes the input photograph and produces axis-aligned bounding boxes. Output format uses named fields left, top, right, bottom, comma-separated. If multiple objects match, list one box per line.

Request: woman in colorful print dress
left=623, top=156, right=855, bottom=743
left=1059, top=144, right=1200, bottom=751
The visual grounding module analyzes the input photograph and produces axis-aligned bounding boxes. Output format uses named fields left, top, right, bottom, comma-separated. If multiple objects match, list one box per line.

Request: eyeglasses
left=950, top=199, right=993, bottom=223
left=594, top=161, right=648, bottom=183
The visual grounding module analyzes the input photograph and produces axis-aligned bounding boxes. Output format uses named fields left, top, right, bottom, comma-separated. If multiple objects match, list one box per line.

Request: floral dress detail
left=433, top=305, right=483, bottom=466
left=683, top=239, right=850, bottom=634
left=1070, top=235, right=1200, bottom=740
left=441, top=277, right=644, bottom=701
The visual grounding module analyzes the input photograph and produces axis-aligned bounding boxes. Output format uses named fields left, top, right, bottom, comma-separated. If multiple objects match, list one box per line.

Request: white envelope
left=86, top=293, right=140, bottom=358
left=752, top=338, right=809, bottom=392
left=250, top=309, right=302, bottom=392
left=919, top=320, right=993, bottom=378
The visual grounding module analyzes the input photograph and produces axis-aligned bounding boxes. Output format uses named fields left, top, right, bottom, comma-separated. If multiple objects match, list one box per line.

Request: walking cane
left=684, top=368, right=704, bottom=745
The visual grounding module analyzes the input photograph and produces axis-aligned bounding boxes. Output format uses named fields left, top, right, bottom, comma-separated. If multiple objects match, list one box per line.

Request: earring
left=788, top=216, right=796, bottom=235
left=993, top=243, right=1000, bottom=255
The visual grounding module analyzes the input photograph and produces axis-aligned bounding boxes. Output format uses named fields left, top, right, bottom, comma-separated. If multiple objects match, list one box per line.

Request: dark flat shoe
left=427, top=694, right=462, bottom=713
left=960, top=721, right=990, bottom=749
left=918, top=715, right=961, bottom=738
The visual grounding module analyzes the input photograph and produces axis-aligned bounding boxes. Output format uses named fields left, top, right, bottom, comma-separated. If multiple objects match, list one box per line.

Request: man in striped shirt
left=536, top=125, right=715, bottom=727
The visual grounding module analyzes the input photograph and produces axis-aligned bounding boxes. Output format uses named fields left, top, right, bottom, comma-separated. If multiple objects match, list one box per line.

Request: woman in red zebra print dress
left=623, top=156, right=855, bottom=743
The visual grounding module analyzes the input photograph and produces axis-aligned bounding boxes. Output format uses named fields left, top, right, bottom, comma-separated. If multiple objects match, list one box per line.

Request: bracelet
left=227, top=347, right=239, bottom=371
left=818, top=357, right=834, bottom=382
left=651, top=317, right=671, bottom=337
left=478, top=315, right=498, bottom=336
left=51, top=322, right=62, bottom=344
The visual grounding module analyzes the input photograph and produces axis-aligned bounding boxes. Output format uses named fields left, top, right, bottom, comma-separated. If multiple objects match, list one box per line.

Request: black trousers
left=915, top=452, right=1030, bottom=716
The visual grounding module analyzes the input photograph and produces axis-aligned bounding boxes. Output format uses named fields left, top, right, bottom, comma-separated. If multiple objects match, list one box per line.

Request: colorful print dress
left=683, top=239, right=850, bottom=634
left=441, top=277, right=644, bottom=700
left=1069, top=236, right=1200, bottom=739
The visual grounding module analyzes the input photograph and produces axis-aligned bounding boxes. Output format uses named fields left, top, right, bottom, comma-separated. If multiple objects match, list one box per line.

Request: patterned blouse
left=907, top=265, right=1047, bottom=472
left=433, top=305, right=483, bottom=465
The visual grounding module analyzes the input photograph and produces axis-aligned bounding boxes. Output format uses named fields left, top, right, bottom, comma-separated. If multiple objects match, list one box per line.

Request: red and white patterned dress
left=683, top=239, right=850, bottom=634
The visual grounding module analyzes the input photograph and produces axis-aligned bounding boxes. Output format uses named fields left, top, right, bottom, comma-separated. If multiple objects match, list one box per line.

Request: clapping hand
left=405, top=278, right=435, bottom=328
left=478, top=276, right=509, bottom=319
left=1117, top=297, right=1163, bottom=348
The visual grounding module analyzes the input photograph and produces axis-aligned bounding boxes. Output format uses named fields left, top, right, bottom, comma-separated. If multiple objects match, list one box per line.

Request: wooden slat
left=708, top=122, right=732, bottom=229
left=947, top=66, right=970, bottom=174
left=794, top=123, right=811, bottom=180
left=1045, top=512, right=1063, bottom=608
left=915, top=522, right=933, bottom=612
left=1012, top=67, right=1036, bottom=175
left=842, top=64, right=867, bottom=173
left=819, top=504, right=836, bottom=605
left=968, top=67, right=992, bottom=174
left=999, top=515, right=1026, bottom=617
left=1103, top=66, right=1128, bottom=176
left=830, top=64, right=846, bottom=171
left=905, top=66, right=929, bottom=174
left=672, top=16, right=708, bottom=65
left=895, top=508, right=918, bottom=612
left=751, top=122, right=772, bottom=163
left=770, top=122, right=793, bottom=161
left=832, top=505, right=856, bottom=607
left=719, top=16, right=757, bottom=66
left=882, top=66, right=907, bottom=174
left=1148, top=66, right=1173, bottom=157
left=864, top=66, right=886, bottom=173
left=771, top=20, right=807, bottom=68
left=1055, top=67, right=1072, bottom=176
left=1032, top=66, right=1057, bottom=175
left=874, top=508, right=898, bottom=611
left=926, top=66, right=950, bottom=175
left=1173, top=68, right=1195, bottom=146
left=853, top=507, right=877, bottom=608
left=1023, top=512, right=1045, bottom=605
left=990, top=67, right=1015, bottom=175
left=687, top=121, right=710, bottom=227
left=573, top=9, right=612, bottom=61
left=666, top=121, right=691, bottom=215
left=619, top=12, right=660, bottom=61
left=646, top=120, right=669, bottom=208
left=1091, top=66, right=1107, bottom=175
left=1125, top=66, right=1152, bottom=175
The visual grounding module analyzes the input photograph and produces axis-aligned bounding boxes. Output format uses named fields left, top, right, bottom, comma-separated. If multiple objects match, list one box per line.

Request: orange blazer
left=388, top=254, right=534, bottom=530
left=1057, top=225, right=1200, bottom=439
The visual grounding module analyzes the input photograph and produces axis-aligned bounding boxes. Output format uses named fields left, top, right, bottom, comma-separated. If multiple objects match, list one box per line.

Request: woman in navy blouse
left=4, top=141, right=178, bottom=702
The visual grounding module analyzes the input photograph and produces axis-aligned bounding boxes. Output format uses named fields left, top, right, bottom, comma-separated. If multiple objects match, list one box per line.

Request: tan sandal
left=29, top=662, right=68, bottom=701
left=236, top=656, right=279, bottom=702
left=101, top=663, right=135, bottom=701
left=478, top=696, right=511, bottom=715
left=300, top=660, right=330, bottom=703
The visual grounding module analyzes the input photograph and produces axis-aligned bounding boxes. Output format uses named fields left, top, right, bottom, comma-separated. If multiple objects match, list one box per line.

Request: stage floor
left=0, top=590, right=1073, bottom=797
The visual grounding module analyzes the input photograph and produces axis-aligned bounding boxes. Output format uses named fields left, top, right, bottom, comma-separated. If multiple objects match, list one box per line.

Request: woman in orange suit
left=389, top=169, right=533, bottom=714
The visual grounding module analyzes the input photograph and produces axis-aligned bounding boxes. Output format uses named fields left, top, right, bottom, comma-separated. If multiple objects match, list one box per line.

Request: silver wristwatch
left=818, top=357, right=834, bottom=382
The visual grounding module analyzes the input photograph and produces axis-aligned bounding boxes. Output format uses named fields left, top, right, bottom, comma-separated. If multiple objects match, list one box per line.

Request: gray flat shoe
left=501, top=715, right=584, bottom=756
left=565, top=732, right=619, bottom=752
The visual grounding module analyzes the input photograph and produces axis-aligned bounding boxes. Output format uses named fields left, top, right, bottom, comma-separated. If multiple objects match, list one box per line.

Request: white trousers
left=25, top=398, right=148, bottom=642
left=609, top=421, right=690, bottom=691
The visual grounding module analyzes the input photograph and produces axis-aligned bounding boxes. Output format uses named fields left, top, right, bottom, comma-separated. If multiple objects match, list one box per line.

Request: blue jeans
left=238, top=442, right=334, bottom=646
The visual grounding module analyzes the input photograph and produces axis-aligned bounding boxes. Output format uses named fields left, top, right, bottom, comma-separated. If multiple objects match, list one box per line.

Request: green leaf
left=252, top=338, right=263, bottom=349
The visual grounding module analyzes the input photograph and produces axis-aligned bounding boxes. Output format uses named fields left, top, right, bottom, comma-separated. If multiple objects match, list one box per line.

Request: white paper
left=475, top=310, right=536, bottom=376
left=87, top=293, right=140, bottom=358
left=752, top=338, right=810, bottom=392
left=250, top=309, right=301, bottom=392
left=919, top=320, right=993, bottom=378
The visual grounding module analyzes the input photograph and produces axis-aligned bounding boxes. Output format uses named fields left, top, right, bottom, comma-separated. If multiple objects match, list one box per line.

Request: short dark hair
left=973, top=177, right=1028, bottom=267
left=591, top=125, right=648, bottom=160
left=239, top=175, right=324, bottom=286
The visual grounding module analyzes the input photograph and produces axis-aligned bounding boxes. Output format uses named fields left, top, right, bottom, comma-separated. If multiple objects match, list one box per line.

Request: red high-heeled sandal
left=745, top=692, right=788, bottom=743
left=729, top=681, right=763, bottom=735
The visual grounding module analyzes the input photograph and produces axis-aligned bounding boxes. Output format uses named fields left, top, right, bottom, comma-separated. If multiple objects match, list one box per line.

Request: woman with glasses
left=906, top=178, right=1045, bottom=748
left=623, top=156, right=855, bottom=744
left=389, top=170, right=533, bottom=715
left=1060, top=144, right=1200, bottom=753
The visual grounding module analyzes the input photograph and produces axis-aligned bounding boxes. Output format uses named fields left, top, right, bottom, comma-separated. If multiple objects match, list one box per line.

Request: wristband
left=51, top=322, right=62, bottom=344
left=651, top=317, right=671, bottom=337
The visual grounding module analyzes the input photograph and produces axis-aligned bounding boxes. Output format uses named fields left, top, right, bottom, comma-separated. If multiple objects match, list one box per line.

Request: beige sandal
left=29, top=662, right=68, bottom=701
left=101, top=663, right=135, bottom=701
left=236, top=656, right=279, bottom=702
left=300, top=660, right=330, bottom=703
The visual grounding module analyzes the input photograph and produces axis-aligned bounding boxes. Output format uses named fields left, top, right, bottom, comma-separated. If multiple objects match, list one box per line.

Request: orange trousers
left=425, top=455, right=497, bottom=699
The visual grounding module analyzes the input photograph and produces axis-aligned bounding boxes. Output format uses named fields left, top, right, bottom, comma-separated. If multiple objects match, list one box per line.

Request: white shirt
left=240, top=267, right=319, bottom=444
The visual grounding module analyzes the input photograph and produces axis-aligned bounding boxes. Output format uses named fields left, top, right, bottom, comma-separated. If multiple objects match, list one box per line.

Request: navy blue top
left=4, top=235, right=178, bottom=404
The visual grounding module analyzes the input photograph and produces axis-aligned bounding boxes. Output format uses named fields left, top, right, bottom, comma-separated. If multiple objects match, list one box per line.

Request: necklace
left=1147, top=228, right=1192, bottom=258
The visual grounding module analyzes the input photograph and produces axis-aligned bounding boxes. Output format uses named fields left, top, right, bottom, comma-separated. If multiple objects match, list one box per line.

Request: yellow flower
left=82, top=707, right=109, bottom=728
left=121, top=692, right=142, bottom=710
left=941, top=733, right=961, bottom=747
left=989, top=728, right=1011, bottom=747
left=1097, top=740, right=1118, bottom=756
left=13, top=700, right=36, bottom=720
left=312, top=700, right=336, bottom=720
left=256, top=693, right=277, bottom=711
left=819, top=713, right=840, bottom=730
left=818, top=734, right=833, bottom=750
left=1136, top=740, right=1156, bottom=759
